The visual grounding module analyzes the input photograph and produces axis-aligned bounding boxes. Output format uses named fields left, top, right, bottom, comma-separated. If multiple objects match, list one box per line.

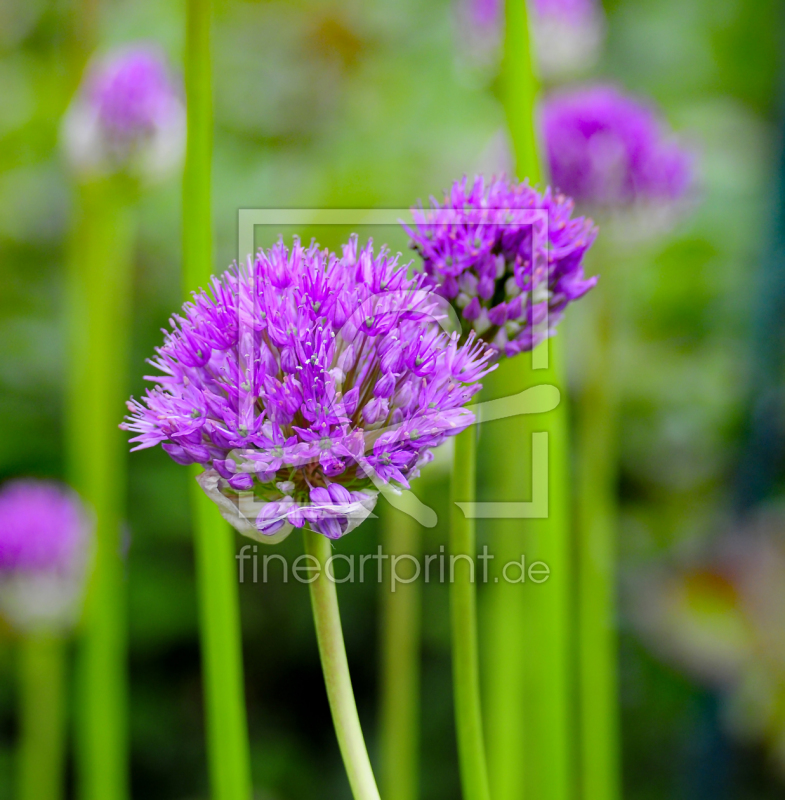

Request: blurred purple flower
left=122, top=237, right=495, bottom=542
left=531, top=0, right=604, bottom=78
left=62, top=44, right=185, bottom=180
left=458, top=0, right=602, bottom=79
left=468, top=0, right=500, bottom=27
left=0, top=480, right=92, bottom=631
left=542, top=85, right=694, bottom=209
left=404, top=175, right=597, bottom=358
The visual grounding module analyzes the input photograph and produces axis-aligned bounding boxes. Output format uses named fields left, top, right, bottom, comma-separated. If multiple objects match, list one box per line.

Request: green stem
left=450, top=427, right=491, bottom=800
left=191, top=477, right=253, bottom=800
left=502, top=0, right=542, bottom=187
left=67, top=179, right=134, bottom=800
left=18, top=634, right=67, bottom=800
left=380, top=501, right=422, bottom=800
left=484, top=2, right=574, bottom=799
left=303, top=529, right=381, bottom=800
left=576, top=282, right=621, bottom=800
left=483, top=363, right=526, bottom=800
left=183, top=0, right=253, bottom=798
left=483, top=345, right=573, bottom=800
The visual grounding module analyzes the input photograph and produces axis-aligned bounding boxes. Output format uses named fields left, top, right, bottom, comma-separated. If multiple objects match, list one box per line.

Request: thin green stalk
left=67, top=178, right=134, bottom=800
left=183, top=0, right=253, bottom=798
left=484, top=3, right=574, bottom=798
left=483, top=363, right=527, bottom=800
left=191, top=477, right=253, bottom=800
left=576, top=279, right=621, bottom=800
left=450, top=427, right=491, bottom=800
left=501, top=0, right=541, bottom=188
left=380, top=501, right=422, bottom=800
left=304, top=529, right=381, bottom=800
left=18, top=634, right=67, bottom=800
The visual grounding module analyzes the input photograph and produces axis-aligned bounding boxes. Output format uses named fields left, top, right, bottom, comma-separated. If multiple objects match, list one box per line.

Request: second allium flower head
left=122, top=238, right=495, bottom=542
left=405, top=176, right=598, bottom=357
left=62, top=44, right=185, bottom=181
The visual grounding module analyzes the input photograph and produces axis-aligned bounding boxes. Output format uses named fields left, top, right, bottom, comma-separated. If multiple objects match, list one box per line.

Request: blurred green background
left=1, top=0, right=784, bottom=797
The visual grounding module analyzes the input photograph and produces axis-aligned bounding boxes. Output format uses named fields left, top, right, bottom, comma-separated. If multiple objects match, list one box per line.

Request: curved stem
left=304, top=528, right=381, bottom=800
left=380, top=501, right=422, bottom=800
left=18, top=633, right=67, bottom=800
left=450, top=427, right=491, bottom=800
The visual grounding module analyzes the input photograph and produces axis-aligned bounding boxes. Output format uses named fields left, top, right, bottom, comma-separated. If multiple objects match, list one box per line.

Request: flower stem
left=303, top=528, right=381, bottom=800
left=191, top=477, right=253, bottom=800
left=18, top=633, right=67, bottom=800
left=483, top=344, right=573, bottom=800
left=450, top=426, right=491, bottom=800
left=483, top=358, right=527, bottom=800
left=183, top=0, right=253, bottom=797
left=380, top=501, right=422, bottom=800
left=484, top=3, right=575, bottom=799
left=66, top=178, right=134, bottom=800
left=575, top=277, right=621, bottom=800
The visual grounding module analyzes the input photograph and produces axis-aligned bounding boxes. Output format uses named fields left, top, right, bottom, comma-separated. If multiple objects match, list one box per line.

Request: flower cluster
left=531, top=0, right=604, bottom=79
left=122, top=237, right=495, bottom=541
left=62, top=44, right=185, bottom=181
left=404, top=175, right=598, bottom=358
left=0, top=480, right=92, bottom=631
left=542, top=85, right=693, bottom=209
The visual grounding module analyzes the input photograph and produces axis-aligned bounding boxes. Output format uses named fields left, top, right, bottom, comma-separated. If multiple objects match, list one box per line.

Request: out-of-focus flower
left=530, top=0, right=604, bottom=80
left=542, top=85, right=694, bottom=213
left=634, top=513, right=785, bottom=772
left=456, top=0, right=603, bottom=80
left=404, top=175, right=597, bottom=358
left=62, top=44, right=185, bottom=182
left=0, top=480, right=92, bottom=632
left=122, top=237, right=495, bottom=542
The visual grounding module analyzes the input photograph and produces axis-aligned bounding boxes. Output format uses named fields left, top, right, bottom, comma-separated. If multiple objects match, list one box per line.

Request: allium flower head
left=531, top=0, right=604, bottom=79
left=122, top=237, right=495, bottom=542
left=62, top=44, right=185, bottom=181
left=404, top=175, right=598, bottom=358
left=542, top=85, right=693, bottom=210
left=0, top=480, right=92, bottom=632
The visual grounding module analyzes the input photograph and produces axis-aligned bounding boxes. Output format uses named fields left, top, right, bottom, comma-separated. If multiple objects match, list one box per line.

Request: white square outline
left=235, top=207, right=554, bottom=521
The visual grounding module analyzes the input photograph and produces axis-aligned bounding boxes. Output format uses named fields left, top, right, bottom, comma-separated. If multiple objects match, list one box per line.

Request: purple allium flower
left=62, top=44, right=185, bottom=181
left=121, top=237, right=495, bottom=542
left=0, top=480, right=92, bottom=631
left=531, top=0, right=604, bottom=79
left=404, top=175, right=598, bottom=358
left=542, top=85, right=694, bottom=210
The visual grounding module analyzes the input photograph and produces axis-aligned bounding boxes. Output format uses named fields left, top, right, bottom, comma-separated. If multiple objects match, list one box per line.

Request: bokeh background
left=1, top=0, right=784, bottom=797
